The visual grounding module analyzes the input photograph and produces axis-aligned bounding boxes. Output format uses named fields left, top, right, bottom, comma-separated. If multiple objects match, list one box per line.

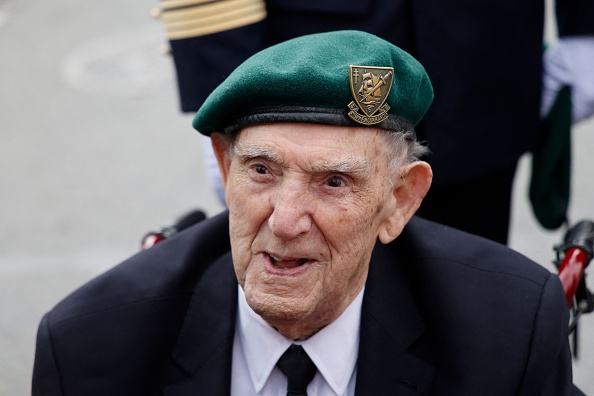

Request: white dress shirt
left=231, top=286, right=364, bottom=396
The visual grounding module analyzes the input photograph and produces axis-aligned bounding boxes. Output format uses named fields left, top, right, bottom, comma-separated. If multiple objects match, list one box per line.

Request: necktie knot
left=276, top=344, right=317, bottom=396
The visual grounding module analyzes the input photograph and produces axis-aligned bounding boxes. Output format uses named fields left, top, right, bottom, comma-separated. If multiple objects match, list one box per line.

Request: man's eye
left=326, top=176, right=346, bottom=188
left=253, top=164, right=269, bottom=174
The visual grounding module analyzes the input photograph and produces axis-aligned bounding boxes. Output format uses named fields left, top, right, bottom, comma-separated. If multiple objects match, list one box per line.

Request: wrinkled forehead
left=230, top=123, right=393, bottom=170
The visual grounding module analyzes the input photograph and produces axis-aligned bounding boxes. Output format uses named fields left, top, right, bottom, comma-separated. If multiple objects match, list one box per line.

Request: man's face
left=218, top=123, right=401, bottom=339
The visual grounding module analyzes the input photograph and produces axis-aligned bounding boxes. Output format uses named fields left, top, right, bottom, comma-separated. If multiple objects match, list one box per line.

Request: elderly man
left=33, top=31, right=578, bottom=395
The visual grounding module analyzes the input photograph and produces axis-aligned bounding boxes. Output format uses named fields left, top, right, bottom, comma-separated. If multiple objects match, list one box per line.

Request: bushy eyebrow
left=232, top=141, right=372, bottom=175
left=309, top=158, right=371, bottom=175
left=232, top=142, right=283, bottom=163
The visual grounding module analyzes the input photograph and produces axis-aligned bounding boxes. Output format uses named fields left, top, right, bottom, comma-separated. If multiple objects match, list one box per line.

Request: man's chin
left=247, top=288, right=317, bottom=325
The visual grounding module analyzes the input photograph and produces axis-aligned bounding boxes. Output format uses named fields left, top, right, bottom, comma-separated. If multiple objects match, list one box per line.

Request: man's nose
left=268, top=183, right=313, bottom=240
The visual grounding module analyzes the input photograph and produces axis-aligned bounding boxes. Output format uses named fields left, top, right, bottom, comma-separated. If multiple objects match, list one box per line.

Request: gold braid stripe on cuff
left=157, top=0, right=266, bottom=40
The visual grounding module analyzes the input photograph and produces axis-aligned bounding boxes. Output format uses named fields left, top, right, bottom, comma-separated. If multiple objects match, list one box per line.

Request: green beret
left=193, top=30, right=433, bottom=135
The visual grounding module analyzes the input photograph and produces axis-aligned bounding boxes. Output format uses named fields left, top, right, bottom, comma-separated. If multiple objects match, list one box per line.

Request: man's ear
left=210, top=132, right=233, bottom=194
left=378, top=161, right=433, bottom=244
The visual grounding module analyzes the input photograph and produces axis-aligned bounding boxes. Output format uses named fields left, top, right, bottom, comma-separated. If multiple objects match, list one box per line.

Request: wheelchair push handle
left=556, top=220, right=594, bottom=309
left=563, top=220, right=594, bottom=260
left=140, top=209, right=206, bottom=250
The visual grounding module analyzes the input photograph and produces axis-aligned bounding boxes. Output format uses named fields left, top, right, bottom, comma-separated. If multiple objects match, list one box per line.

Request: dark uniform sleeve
left=557, top=0, right=594, bottom=37
left=517, top=273, right=576, bottom=395
left=154, top=0, right=269, bottom=113
left=32, top=313, right=64, bottom=396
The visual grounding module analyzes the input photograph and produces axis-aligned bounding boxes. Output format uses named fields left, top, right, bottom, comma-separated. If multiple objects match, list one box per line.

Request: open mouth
left=268, top=253, right=310, bottom=269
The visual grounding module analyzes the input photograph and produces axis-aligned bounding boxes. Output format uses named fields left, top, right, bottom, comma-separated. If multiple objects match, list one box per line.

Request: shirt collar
left=237, top=286, right=364, bottom=395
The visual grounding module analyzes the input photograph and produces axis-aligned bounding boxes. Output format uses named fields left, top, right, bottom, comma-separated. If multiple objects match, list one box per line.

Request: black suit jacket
left=167, top=0, right=594, bottom=186
left=33, top=212, right=575, bottom=395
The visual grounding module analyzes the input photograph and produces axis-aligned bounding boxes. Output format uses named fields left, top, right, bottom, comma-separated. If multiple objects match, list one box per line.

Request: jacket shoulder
left=33, top=211, right=236, bottom=395
left=385, top=216, right=571, bottom=393
left=401, top=216, right=553, bottom=284
left=46, top=211, right=231, bottom=326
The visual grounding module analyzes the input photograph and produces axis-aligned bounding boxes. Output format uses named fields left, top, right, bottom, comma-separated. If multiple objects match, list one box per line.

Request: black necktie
left=276, top=344, right=317, bottom=396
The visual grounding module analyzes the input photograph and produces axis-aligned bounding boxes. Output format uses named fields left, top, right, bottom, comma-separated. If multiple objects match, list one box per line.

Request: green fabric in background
left=529, top=86, right=572, bottom=230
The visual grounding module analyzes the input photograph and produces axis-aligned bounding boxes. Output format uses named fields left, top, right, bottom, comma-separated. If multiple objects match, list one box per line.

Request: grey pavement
left=1, top=0, right=593, bottom=394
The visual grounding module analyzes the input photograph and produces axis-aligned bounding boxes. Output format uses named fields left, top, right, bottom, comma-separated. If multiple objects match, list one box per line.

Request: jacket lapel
left=355, top=242, right=435, bottom=395
left=164, top=252, right=238, bottom=396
